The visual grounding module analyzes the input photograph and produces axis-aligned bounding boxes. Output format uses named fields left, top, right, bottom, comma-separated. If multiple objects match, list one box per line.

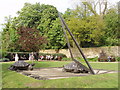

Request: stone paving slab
left=19, top=67, right=118, bottom=80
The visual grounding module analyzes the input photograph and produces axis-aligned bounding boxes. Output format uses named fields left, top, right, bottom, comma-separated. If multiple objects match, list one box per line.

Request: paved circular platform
left=19, top=67, right=118, bottom=80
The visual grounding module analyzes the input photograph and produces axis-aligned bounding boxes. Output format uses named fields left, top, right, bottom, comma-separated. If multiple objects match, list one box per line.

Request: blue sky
left=0, top=0, right=119, bottom=31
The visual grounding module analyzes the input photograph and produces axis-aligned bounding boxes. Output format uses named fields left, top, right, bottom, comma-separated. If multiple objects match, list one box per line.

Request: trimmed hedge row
left=39, top=53, right=67, bottom=58
left=116, top=57, right=120, bottom=61
left=2, top=52, right=120, bottom=62
left=3, top=52, right=67, bottom=61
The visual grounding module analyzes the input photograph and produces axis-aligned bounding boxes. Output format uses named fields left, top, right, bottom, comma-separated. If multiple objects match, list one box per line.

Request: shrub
left=0, top=58, right=9, bottom=60
left=116, top=57, right=120, bottom=61
left=39, top=53, right=67, bottom=58
left=87, top=57, right=98, bottom=62
left=62, top=57, right=72, bottom=61
left=62, top=57, right=98, bottom=62
left=52, top=53, right=67, bottom=58
left=1, top=51, right=7, bottom=58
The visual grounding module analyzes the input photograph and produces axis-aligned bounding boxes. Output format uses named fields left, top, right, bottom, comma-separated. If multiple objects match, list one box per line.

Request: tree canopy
left=14, top=3, right=65, bottom=50
left=2, top=3, right=66, bottom=52
left=63, top=1, right=119, bottom=47
left=1, top=1, right=119, bottom=54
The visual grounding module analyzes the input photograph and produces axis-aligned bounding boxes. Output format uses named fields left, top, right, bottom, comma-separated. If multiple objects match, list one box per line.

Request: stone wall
left=39, top=46, right=119, bottom=58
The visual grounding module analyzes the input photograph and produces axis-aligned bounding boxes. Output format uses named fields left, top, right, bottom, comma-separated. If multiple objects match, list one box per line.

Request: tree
left=2, top=16, right=19, bottom=52
left=13, top=3, right=65, bottom=49
left=66, top=15, right=105, bottom=47
left=15, top=3, right=58, bottom=35
left=2, top=3, right=66, bottom=51
left=63, top=0, right=119, bottom=47
left=46, top=18, right=66, bottom=50
left=17, top=27, right=47, bottom=52
left=82, top=0, right=108, bottom=17
left=104, top=6, right=119, bottom=45
left=64, top=5, right=105, bottom=47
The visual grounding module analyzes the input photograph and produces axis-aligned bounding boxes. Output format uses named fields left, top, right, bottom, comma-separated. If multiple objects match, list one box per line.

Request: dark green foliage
left=62, top=57, right=72, bottom=61
left=104, top=7, right=119, bottom=46
left=46, top=18, right=66, bottom=49
left=15, top=3, right=65, bottom=50
left=76, top=57, right=98, bottom=62
left=0, top=58, right=9, bottom=61
left=87, top=57, right=98, bottom=62
left=52, top=53, right=67, bottom=58
left=116, top=57, right=120, bottom=61
left=2, top=16, right=19, bottom=52
left=1, top=51, right=7, bottom=58
left=50, top=56, right=98, bottom=61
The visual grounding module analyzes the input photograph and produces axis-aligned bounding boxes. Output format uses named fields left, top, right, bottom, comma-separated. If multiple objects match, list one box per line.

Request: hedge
left=39, top=53, right=67, bottom=58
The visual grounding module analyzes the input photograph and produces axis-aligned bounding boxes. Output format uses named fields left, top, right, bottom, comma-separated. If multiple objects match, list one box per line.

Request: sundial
left=58, top=12, right=95, bottom=74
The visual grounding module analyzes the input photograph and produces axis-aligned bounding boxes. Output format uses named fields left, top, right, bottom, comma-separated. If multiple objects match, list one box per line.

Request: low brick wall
left=39, top=46, right=119, bottom=58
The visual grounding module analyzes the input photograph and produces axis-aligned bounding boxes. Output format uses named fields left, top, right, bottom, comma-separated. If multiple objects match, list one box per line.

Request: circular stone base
left=18, top=67, right=118, bottom=80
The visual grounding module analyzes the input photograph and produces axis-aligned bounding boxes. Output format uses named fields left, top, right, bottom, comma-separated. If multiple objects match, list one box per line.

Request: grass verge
left=2, top=61, right=118, bottom=88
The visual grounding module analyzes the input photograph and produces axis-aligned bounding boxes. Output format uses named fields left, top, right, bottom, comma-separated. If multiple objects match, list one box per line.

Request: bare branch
left=82, top=2, right=98, bottom=16
left=102, top=1, right=107, bottom=15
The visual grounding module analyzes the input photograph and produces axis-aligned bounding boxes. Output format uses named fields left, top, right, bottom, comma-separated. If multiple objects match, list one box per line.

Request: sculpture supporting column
left=58, top=12, right=95, bottom=74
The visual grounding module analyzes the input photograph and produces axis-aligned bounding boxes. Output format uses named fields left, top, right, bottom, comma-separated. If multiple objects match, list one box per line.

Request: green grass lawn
left=1, top=61, right=118, bottom=88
